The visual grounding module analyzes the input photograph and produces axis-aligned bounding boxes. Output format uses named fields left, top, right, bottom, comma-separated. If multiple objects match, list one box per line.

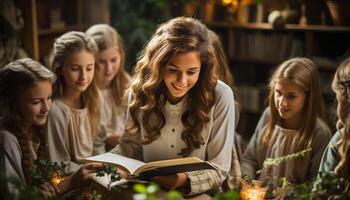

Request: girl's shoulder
left=214, top=80, right=234, bottom=100
left=0, top=129, right=20, bottom=152
left=314, top=119, right=332, bottom=138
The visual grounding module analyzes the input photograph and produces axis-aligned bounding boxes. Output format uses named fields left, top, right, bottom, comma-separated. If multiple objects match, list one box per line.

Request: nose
left=105, top=62, right=112, bottom=73
left=279, top=96, right=288, bottom=107
left=177, top=73, right=187, bottom=85
left=79, top=69, right=86, bottom=80
left=41, top=100, right=51, bottom=113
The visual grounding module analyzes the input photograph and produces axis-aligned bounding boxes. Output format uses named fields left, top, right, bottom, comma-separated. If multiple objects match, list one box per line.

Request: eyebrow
left=69, top=63, right=95, bottom=67
left=168, top=64, right=200, bottom=70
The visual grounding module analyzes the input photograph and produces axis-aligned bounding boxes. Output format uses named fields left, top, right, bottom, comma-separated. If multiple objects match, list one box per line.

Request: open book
left=84, top=152, right=215, bottom=180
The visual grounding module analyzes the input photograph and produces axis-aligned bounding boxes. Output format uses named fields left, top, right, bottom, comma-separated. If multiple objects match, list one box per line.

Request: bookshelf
left=19, top=0, right=110, bottom=63
left=207, top=21, right=350, bottom=137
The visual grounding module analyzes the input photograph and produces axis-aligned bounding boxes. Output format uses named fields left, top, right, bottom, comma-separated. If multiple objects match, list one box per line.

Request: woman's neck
left=62, top=89, right=83, bottom=109
left=281, top=116, right=302, bottom=130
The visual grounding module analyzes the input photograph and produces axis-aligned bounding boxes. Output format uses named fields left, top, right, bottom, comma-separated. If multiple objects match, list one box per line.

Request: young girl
left=111, top=17, right=235, bottom=195
left=241, top=57, right=332, bottom=186
left=47, top=31, right=106, bottom=173
left=0, top=58, right=103, bottom=198
left=86, top=24, right=131, bottom=150
left=319, top=58, right=350, bottom=179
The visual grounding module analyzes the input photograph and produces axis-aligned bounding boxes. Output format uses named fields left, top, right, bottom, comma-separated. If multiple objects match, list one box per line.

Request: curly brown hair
left=125, top=17, right=218, bottom=157
left=0, top=58, right=55, bottom=184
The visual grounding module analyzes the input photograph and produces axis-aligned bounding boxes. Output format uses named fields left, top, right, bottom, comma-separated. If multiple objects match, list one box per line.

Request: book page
left=135, top=157, right=210, bottom=175
left=84, top=153, right=145, bottom=174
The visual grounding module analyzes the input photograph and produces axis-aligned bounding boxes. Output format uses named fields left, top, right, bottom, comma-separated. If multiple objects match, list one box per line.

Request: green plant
left=133, top=183, right=182, bottom=200
left=95, top=164, right=121, bottom=190
left=31, top=159, right=69, bottom=186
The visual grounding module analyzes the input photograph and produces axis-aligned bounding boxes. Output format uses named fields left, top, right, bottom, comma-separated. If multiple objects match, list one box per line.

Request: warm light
left=222, top=0, right=232, bottom=5
left=240, top=180, right=267, bottom=200
left=50, top=171, right=64, bottom=185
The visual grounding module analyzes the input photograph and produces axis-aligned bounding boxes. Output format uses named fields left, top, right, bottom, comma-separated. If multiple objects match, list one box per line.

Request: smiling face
left=62, top=50, right=95, bottom=95
left=96, top=47, right=121, bottom=88
left=274, top=78, right=306, bottom=128
left=163, top=51, right=201, bottom=104
left=19, top=80, right=53, bottom=127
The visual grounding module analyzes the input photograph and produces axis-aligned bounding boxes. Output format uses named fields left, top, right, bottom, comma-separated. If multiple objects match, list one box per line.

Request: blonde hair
left=263, top=57, right=326, bottom=150
left=0, top=58, right=55, bottom=184
left=86, top=24, right=130, bottom=106
left=126, top=17, right=218, bottom=157
left=50, top=31, right=101, bottom=135
left=332, top=58, right=350, bottom=178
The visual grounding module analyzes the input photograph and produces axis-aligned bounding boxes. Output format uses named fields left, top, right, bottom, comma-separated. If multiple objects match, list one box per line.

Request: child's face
left=274, top=78, right=306, bottom=128
left=163, top=51, right=201, bottom=104
left=62, top=50, right=95, bottom=94
left=96, top=47, right=121, bottom=88
left=19, top=80, right=52, bottom=127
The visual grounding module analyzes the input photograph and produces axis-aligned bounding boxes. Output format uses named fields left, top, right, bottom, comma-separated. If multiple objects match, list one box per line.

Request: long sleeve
left=185, top=81, right=235, bottom=195
left=241, top=108, right=270, bottom=179
left=241, top=128, right=261, bottom=179
left=46, top=101, right=80, bottom=173
left=1, top=130, right=25, bottom=182
left=308, top=120, right=332, bottom=178
left=319, top=130, right=341, bottom=173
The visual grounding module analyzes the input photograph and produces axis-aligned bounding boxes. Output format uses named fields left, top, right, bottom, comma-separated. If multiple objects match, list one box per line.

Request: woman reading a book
left=111, top=17, right=235, bottom=196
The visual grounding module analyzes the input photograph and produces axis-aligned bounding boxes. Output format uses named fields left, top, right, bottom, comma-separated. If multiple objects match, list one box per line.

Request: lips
left=172, top=83, right=187, bottom=91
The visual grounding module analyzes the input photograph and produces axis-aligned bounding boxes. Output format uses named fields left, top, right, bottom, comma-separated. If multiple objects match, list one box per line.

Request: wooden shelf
left=207, top=22, right=350, bottom=33
left=230, top=57, right=337, bottom=71
left=38, top=24, right=89, bottom=36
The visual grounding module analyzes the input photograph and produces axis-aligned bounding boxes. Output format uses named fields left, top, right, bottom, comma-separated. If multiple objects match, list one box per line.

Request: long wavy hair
left=263, top=57, right=326, bottom=151
left=49, top=31, right=101, bottom=135
left=0, top=58, right=55, bottom=184
left=332, top=58, right=350, bottom=178
left=86, top=24, right=130, bottom=106
left=126, top=17, right=218, bottom=157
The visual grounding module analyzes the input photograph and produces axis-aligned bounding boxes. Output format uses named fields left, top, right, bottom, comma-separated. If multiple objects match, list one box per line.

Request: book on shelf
left=83, top=152, right=215, bottom=181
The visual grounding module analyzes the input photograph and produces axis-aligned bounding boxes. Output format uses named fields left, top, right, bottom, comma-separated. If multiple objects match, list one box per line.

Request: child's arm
left=241, top=130, right=260, bottom=179
left=46, top=102, right=80, bottom=173
left=240, top=108, right=270, bottom=179
left=318, top=131, right=341, bottom=173
left=308, top=123, right=332, bottom=177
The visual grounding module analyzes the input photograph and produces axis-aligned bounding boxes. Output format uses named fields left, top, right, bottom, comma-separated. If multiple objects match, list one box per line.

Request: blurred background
left=2, top=0, right=350, bottom=144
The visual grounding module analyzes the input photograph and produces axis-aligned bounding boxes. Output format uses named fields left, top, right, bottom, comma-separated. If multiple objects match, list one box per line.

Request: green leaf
left=133, top=183, right=147, bottom=194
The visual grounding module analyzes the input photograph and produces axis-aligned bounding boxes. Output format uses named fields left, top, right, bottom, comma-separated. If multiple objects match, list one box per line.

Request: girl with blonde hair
left=47, top=31, right=106, bottom=173
left=320, top=58, right=350, bottom=179
left=0, top=58, right=103, bottom=199
left=111, top=17, right=235, bottom=195
left=86, top=24, right=130, bottom=150
left=242, top=57, right=331, bottom=186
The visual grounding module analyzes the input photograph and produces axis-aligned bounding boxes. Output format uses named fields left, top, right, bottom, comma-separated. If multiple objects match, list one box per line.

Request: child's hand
left=58, top=163, right=104, bottom=193
left=152, top=173, right=188, bottom=190
left=38, top=181, right=59, bottom=199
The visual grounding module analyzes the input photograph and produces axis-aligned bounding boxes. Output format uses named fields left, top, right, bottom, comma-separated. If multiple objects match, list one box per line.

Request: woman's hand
left=57, top=163, right=104, bottom=194
left=38, top=181, right=59, bottom=199
left=152, top=173, right=188, bottom=190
